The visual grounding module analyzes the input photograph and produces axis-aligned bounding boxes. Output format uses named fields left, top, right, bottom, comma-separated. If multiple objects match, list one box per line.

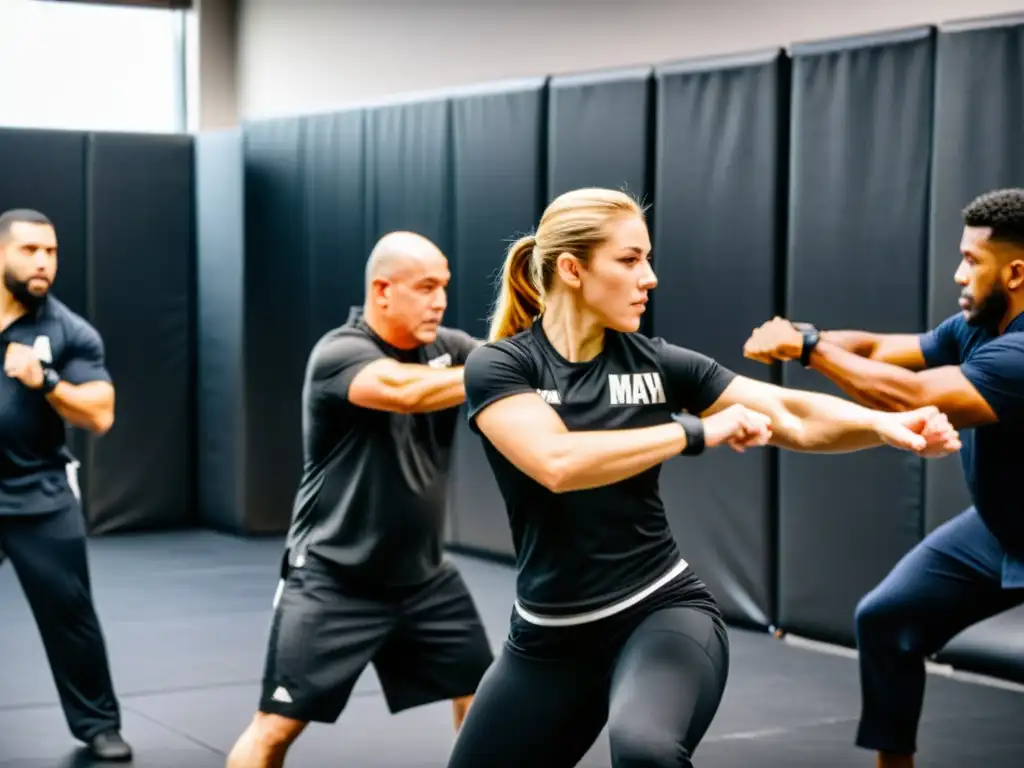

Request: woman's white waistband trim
left=513, top=558, right=690, bottom=627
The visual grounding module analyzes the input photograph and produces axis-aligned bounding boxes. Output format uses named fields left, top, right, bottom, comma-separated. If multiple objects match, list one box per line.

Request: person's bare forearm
left=46, top=382, right=115, bottom=434
left=820, top=330, right=885, bottom=357
left=808, top=342, right=921, bottom=411
left=771, top=386, right=885, bottom=453
left=819, top=330, right=927, bottom=370
left=543, top=423, right=688, bottom=493
left=410, top=370, right=467, bottom=411
left=379, top=365, right=467, bottom=412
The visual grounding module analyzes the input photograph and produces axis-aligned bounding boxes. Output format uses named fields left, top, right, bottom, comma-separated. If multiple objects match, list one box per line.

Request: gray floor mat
left=1, top=530, right=1022, bottom=767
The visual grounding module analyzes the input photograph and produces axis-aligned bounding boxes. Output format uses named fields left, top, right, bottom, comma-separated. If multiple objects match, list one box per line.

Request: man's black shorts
left=258, top=553, right=495, bottom=723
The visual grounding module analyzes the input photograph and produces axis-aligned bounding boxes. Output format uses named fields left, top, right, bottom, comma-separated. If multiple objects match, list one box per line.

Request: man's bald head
left=362, top=231, right=451, bottom=349
left=365, top=231, right=446, bottom=292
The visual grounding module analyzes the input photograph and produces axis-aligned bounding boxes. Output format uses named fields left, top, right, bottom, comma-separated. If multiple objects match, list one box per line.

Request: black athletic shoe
left=88, top=730, right=133, bottom=762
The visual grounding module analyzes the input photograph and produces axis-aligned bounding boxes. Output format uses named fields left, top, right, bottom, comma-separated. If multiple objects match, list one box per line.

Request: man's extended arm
left=343, top=329, right=485, bottom=414
left=818, top=330, right=929, bottom=370
left=743, top=317, right=931, bottom=371
left=350, top=359, right=468, bottom=413
left=807, top=339, right=924, bottom=412
left=742, top=316, right=1000, bottom=429
left=806, top=342, right=998, bottom=428
left=319, top=328, right=485, bottom=415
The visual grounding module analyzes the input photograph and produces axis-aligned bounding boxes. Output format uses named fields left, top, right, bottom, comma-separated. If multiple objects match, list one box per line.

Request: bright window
left=0, top=1, right=184, bottom=133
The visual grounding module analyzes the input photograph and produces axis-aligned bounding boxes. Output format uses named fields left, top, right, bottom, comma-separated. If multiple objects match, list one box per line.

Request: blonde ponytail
left=488, top=234, right=543, bottom=342
left=486, top=188, right=645, bottom=343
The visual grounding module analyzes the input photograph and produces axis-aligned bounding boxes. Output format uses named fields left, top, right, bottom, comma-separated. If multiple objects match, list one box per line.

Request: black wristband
left=792, top=323, right=820, bottom=366
left=40, top=367, right=61, bottom=394
left=671, top=413, right=705, bottom=456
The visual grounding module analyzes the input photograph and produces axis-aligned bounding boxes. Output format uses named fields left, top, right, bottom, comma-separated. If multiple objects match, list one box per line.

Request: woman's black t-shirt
left=464, top=321, right=737, bottom=618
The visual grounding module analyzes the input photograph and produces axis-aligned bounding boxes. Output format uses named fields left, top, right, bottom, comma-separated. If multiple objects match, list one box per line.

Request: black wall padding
left=0, top=129, right=92, bottom=517
left=547, top=67, right=654, bottom=201
left=0, top=129, right=89, bottom=317
left=926, top=14, right=1024, bottom=684
left=547, top=67, right=656, bottom=334
left=241, top=118, right=309, bottom=534
left=86, top=133, right=195, bottom=534
left=195, top=129, right=246, bottom=534
left=302, top=110, right=367, bottom=343
left=651, top=50, right=789, bottom=629
left=363, top=98, right=456, bottom=326
left=779, top=27, right=936, bottom=645
left=448, top=79, right=547, bottom=557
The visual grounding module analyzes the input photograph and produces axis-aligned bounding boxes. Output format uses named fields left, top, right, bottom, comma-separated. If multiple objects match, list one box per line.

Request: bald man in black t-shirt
left=227, top=232, right=494, bottom=768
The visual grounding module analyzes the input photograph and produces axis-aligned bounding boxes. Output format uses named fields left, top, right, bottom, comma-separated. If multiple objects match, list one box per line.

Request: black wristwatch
left=40, top=367, right=61, bottom=394
left=671, top=413, right=705, bottom=456
left=791, top=322, right=820, bottom=367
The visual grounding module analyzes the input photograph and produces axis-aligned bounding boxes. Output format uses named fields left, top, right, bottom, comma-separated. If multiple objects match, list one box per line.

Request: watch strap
left=792, top=322, right=821, bottom=367
left=671, top=413, right=705, bottom=456
left=40, top=367, right=61, bottom=394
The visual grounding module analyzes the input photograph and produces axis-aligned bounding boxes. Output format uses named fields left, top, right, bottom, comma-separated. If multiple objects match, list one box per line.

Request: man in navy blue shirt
left=0, top=209, right=130, bottom=761
left=743, top=188, right=1024, bottom=768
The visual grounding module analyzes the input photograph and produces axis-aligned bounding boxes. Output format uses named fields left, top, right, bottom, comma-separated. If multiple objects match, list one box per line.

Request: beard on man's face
left=3, top=269, right=49, bottom=311
left=962, top=284, right=1009, bottom=329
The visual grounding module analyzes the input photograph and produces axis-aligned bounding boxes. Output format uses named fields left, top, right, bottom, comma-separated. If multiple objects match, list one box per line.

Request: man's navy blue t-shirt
left=0, top=296, right=111, bottom=515
left=919, top=310, right=1024, bottom=555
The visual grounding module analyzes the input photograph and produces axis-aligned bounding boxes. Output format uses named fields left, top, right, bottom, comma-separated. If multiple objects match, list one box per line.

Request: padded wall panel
left=0, top=129, right=92, bottom=517
left=779, top=28, right=936, bottom=644
left=86, top=133, right=195, bottom=533
left=927, top=14, right=1024, bottom=683
left=449, top=79, right=547, bottom=556
left=242, top=118, right=308, bottom=533
left=302, top=110, right=367, bottom=343
left=207, top=112, right=367, bottom=536
left=547, top=67, right=654, bottom=201
left=652, top=50, right=788, bottom=628
left=363, top=98, right=455, bottom=326
left=195, top=129, right=245, bottom=532
left=0, top=129, right=89, bottom=317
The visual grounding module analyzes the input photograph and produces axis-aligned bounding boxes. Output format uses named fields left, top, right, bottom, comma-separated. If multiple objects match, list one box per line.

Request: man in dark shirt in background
left=227, top=231, right=494, bottom=768
left=0, top=209, right=130, bottom=761
left=743, top=188, right=1024, bottom=768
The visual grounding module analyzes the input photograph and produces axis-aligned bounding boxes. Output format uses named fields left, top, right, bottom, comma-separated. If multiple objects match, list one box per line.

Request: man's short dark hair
left=0, top=208, right=52, bottom=243
left=962, top=189, right=1024, bottom=246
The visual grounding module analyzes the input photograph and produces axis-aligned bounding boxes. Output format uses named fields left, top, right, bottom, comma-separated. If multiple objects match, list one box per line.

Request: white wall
left=237, top=0, right=1024, bottom=120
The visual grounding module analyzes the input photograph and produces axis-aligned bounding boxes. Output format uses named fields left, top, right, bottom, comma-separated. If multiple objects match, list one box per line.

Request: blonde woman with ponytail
left=446, top=188, right=961, bottom=768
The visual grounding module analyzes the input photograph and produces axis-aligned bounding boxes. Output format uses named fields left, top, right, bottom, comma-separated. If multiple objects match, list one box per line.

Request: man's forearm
left=46, top=382, right=115, bottom=434
left=808, top=341, right=921, bottom=411
left=819, top=330, right=883, bottom=357
left=409, top=368, right=467, bottom=412
left=379, top=365, right=467, bottom=413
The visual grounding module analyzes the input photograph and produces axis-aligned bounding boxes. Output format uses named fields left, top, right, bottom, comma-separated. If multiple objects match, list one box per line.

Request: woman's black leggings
left=447, top=596, right=730, bottom=768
